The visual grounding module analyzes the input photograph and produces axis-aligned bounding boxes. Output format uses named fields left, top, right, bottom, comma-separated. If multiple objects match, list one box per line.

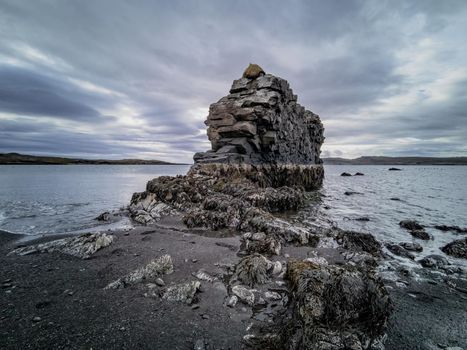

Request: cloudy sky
left=0, top=0, right=466, bottom=162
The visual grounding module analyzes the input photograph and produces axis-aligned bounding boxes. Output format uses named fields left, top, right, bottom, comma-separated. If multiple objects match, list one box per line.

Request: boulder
left=399, top=242, right=423, bottom=252
left=243, top=63, right=265, bottom=79
left=410, top=229, right=431, bottom=240
left=434, top=225, right=467, bottom=234
left=233, top=253, right=273, bottom=287
left=162, top=281, right=201, bottom=304
left=9, top=233, right=114, bottom=259
left=105, top=255, right=173, bottom=289
left=419, top=254, right=449, bottom=269
left=335, top=230, right=382, bottom=257
left=386, top=243, right=415, bottom=260
left=441, top=238, right=467, bottom=259
left=399, top=220, right=424, bottom=231
left=282, top=260, right=391, bottom=350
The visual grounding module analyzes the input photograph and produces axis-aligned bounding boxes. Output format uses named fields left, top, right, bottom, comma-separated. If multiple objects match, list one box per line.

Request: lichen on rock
left=105, top=254, right=174, bottom=289
left=9, top=232, right=114, bottom=259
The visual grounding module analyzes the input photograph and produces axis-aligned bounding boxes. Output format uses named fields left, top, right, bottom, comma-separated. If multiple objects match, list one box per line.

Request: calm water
left=0, top=165, right=190, bottom=235
left=1, top=165, right=466, bottom=263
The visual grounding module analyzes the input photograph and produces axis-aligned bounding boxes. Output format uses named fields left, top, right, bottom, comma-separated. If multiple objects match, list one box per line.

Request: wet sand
left=1, top=224, right=466, bottom=350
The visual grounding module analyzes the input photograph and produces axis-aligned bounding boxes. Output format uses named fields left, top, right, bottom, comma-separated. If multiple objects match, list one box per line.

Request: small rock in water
left=400, top=242, right=423, bottom=252
left=434, top=225, right=467, bottom=234
left=410, top=229, right=431, bottom=240
left=354, top=172, right=364, bottom=176
left=340, top=172, right=352, bottom=177
left=441, top=238, right=467, bottom=259
left=389, top=167, right=402, bottom=171
left=344, top=191, right=362, bottom=196
left=386, top=244, right=415, bottom=260
left=399, top=220, right=424, bottom=231
left=419, top=254, right=449, bottom=269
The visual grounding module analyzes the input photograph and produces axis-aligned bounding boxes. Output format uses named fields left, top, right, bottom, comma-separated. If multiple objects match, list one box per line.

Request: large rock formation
left=129, top=64, right=325, bottom=231
left=194, top=65, right=324, bottom=166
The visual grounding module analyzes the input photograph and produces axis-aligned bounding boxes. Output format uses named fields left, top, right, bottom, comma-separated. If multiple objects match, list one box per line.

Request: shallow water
left=0, top=164, right=190, bottom=235
left=1, top=164, right=466, bottom=267
left=301, top=165, right=467, bottom=268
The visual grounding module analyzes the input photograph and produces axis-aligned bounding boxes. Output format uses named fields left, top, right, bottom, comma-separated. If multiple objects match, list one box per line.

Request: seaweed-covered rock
left=282, top=260, right=391, bottom=350
left=335, top=230, right=382, bottom=257
left=386, top=243, right=415, bottom=260
left=162, top=281, right=201, bottom=304
left=441, top=238, right=467, bottom=259
left=9, top=233, right=114, bottom=259
left=233, top=253, right=273, bottom=287
left=105, top=255, right=173, bottom=289
left=241, top=232, right=282, bottom=256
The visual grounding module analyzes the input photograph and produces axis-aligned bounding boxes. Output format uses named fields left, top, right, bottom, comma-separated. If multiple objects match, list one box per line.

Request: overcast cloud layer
left=0, top=0, right=466, bottom=162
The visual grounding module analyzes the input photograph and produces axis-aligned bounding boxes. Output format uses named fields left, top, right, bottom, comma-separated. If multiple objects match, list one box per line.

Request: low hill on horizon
left=323, top=156, right=467, bottom=165
left=0, top=153, right=186, bottom=165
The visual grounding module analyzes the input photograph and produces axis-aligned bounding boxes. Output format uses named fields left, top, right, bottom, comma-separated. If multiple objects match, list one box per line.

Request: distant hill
left=0, top=153, right=185, bottom=165
left=323, top=156, right=467, bottom=165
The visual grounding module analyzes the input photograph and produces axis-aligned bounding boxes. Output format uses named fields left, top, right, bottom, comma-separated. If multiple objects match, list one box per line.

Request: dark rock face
left=194, top=65, right=324, bottom=166
left=336, top=230, right=382, bottom=257
left=399, top=220, right=431, bottom=240
left=441, top=238, right=467, bottom=259
left=399, top=220, right=424, bottom=231
left=434, top=225, right=467, bottom=234
left=282, top=261, right=391, bottom=350
left=386, top=243, right=415, bottom=260
left=419, top=254, right=449, bottom=269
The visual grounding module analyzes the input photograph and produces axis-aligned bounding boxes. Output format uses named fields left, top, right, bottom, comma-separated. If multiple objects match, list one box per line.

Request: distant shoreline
left=323, top=156, right=467, bottom=166
left=0, top=153, right=189, bottom=165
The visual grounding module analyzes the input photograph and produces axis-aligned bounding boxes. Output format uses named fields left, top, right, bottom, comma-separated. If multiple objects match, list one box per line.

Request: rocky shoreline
left=1, top=65, right=466, bottom=349
left=1, top=221, right=466, bottom=350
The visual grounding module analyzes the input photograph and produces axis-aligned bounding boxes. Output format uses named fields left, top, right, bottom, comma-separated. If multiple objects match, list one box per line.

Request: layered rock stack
left=194, top=64, right=324, bottom=166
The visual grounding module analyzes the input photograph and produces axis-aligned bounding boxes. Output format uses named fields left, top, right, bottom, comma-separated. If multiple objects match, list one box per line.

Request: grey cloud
left=0, top=66, right=115, bottom=122
left=0, top=0, right=466, bottom=162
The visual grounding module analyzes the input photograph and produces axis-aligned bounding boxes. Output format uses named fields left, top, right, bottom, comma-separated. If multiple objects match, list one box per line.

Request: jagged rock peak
left=194, top=66, right=325, bottom=165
